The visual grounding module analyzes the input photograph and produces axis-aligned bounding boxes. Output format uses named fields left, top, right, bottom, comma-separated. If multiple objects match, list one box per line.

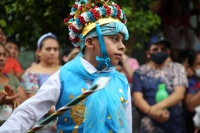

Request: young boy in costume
left=0, top=0, right=132, bottom=132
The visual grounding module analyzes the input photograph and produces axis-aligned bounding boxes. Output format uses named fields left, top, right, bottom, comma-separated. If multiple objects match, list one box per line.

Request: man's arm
left=131, top=69, right=151, bottom=113
left=154, top=86, right=185, bottom=109
left=0, top=71, right=61, bottom=133
left=133, top=92, right=151, bottom=114
left=133, top=92, right=170, bottom=123
left=132, top=70, right=170, bottom=123
left=149, top=65, right=188, bottom=117
left=131, top=70, right=151, bottom=114
left=148, top=86, right=185, bottom=119
left=155, top=65, right=188, bottom=109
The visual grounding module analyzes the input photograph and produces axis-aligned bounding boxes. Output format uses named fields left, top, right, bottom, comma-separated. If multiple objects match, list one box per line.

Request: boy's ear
left=85, top=37, right=94, bottom=49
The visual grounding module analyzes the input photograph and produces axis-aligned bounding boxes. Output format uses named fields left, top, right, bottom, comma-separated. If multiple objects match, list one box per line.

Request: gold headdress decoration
left=64, top=0, right=127, bottom=47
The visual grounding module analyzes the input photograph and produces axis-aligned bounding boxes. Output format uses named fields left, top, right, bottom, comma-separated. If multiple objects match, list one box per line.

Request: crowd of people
left=0, top=0, right=200, bottom=133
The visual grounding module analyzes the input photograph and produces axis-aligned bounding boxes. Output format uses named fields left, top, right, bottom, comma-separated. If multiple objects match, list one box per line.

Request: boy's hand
left=157, top=110, right=170, bottom=123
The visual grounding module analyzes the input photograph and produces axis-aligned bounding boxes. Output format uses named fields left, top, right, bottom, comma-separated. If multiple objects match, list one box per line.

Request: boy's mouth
left=114, top=53, right=122, bottom=59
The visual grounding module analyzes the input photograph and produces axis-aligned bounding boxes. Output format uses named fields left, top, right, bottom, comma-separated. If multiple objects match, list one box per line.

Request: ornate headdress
left=64, top=0, right=127, bottom=47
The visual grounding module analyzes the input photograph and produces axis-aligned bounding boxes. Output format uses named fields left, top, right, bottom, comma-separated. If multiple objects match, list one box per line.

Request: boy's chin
left=110, top=61, right=120, bottom=67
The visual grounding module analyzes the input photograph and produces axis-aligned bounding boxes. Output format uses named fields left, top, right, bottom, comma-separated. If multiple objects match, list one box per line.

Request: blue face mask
left=150, top=52, right=169, bottom=65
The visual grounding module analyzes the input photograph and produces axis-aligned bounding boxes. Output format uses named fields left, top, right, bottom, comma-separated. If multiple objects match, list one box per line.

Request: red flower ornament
left=104, top=5, right=111, bottom=16
left=69, top=25, right=79, bottom=33
left=64, top=18, right=69, bottom=24
left=90, top=9, right=100, bottom=20
left=78, top=16, right=86, bottom=24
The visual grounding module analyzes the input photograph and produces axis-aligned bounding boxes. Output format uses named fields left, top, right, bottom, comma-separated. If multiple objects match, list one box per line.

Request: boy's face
left=5, top=42, right=19, bottom=59
left=93, top=33, right=125, bottom=66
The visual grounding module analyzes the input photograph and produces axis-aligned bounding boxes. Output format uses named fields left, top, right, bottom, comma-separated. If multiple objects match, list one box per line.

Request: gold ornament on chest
left=120, top=96, right=128, bottom=108
left=70, top=100, right=86, bottom=133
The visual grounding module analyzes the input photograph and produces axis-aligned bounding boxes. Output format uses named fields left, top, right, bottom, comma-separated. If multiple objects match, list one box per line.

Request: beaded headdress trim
left=64, top=0, right=127, bottom=47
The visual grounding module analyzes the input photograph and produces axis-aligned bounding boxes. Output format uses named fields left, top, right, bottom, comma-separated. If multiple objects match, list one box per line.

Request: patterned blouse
left=21, top=72, right=52, bottom=93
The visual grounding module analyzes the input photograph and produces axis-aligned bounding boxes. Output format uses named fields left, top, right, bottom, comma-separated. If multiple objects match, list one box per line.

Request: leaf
left=0, top=0, right=160, bottom=51
left=0, top=19, right=6, bottom=27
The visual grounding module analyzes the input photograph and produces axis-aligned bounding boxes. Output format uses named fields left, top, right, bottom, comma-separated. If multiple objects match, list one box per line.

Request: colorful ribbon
left=27, top=77, right=110, bottom=133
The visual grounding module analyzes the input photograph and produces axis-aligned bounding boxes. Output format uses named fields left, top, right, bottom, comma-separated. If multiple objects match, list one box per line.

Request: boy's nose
left=118, top=42, right=125, bottom=52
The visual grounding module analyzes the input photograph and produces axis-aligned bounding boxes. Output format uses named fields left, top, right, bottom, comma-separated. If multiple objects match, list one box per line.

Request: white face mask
left=195, top=69, right=200, bottom=78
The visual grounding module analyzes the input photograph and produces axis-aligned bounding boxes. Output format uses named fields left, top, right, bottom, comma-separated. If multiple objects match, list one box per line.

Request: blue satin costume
left=56, top=22, right=130, bottom=133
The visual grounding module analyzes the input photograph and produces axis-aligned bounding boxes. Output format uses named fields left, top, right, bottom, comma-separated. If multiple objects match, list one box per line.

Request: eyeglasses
left=150, top=47, right=168, bottom=53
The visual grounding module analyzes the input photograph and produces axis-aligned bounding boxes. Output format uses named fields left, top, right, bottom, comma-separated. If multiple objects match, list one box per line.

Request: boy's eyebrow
left=116, top=33, right=124, bottom=40
left=113, top=34, right=120, bottom=38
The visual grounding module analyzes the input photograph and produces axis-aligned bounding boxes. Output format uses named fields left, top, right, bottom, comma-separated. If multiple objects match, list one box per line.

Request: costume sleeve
left=131, top=70, right=142, bottom=94
left=125, top=86, right=132, bottom=133
left=0, top=70, right=61, bottom=133
left=21, top=72, right=39, bottom=93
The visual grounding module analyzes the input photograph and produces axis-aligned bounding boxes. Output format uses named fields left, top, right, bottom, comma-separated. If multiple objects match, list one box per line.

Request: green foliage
left=115, top=0, right=161, bottom=48
left=0, top=19, right=7, bottom=27
left=0, top=0, right=70, bottom=50
left=0, top=0, right=160, bottom=50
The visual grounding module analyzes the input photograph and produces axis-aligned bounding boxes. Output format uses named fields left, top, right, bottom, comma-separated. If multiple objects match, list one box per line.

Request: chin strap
left=95, top=23, right=112, bottom=70
left=96, top=56, right=110, bottom=68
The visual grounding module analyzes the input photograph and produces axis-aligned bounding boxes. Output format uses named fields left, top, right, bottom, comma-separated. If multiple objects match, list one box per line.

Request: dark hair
left=188, top=50, right=200, bottom=66
left=61, top=47, right=74, bottom=65
left=62, top=47, right=74, bottom=56
left=39, top=37, right=59, bottom=50
left=165, top=0, right=182, bottom=15
left=6, top=38, right=20, bottom=50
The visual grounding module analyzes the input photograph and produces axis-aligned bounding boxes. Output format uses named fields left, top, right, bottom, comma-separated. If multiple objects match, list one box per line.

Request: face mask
left=150, top=52, right=169, bottom=65
left=195, top=69, right=200, bottom=78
